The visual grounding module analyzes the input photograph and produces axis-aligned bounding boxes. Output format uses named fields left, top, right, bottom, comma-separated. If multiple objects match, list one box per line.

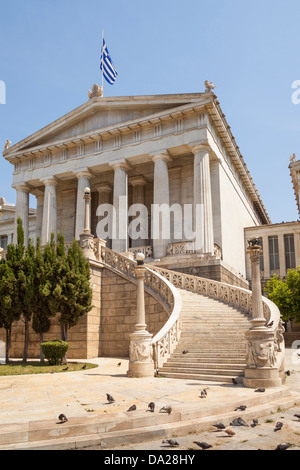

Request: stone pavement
left=0, top=348, right=299, bottom=450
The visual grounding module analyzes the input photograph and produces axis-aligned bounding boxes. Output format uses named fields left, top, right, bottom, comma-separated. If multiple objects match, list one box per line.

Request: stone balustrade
left=97, top=245, right=284, bottom=379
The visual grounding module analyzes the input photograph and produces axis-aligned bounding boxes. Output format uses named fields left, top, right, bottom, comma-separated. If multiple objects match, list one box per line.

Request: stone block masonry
left=100, top=268, right=169, bottom=357
left=0, top=264, right=168, bottom=360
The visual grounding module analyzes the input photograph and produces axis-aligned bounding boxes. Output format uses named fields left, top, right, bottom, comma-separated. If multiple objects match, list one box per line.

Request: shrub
left=41, top=340, right=69, bottom=365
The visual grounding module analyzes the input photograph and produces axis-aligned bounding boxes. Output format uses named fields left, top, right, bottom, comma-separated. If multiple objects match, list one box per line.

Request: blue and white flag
left=100, top=39, right=118, bottom=85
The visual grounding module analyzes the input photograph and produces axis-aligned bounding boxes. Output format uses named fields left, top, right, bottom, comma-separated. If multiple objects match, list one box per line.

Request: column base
left=127, top=331, right=154, bottom=378
left=80, top=232, right=96, bottom=260
left=127, top=361, right=155, bottom=378
left=243, top=367, right=282, bottom=388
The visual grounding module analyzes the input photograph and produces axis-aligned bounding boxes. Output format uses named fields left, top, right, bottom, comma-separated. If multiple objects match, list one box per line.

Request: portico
left=3, top=91, right=270, bottom=286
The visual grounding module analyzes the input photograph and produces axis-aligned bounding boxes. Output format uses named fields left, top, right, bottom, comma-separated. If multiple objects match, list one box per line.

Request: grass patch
left=0, top=361, right=98, bottom=376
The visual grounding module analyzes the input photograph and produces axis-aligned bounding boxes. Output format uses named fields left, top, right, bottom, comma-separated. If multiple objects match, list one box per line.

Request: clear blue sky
left=1, top=0, right=300, bottom=223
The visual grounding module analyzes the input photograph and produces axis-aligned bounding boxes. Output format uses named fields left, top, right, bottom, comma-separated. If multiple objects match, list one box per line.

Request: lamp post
left=127, top=253, right=154, bottom=378
left=79, top=187, right=96, bottom=260
left=247, top=239, right=265, bottom=328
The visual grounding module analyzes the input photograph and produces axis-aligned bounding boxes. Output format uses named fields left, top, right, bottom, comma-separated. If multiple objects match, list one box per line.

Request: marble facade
left=2, top=90, right=270, bottom=284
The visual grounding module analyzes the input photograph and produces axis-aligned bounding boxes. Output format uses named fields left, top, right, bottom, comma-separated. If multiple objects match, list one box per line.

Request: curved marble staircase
left=159, top=289, right=251, bottom=383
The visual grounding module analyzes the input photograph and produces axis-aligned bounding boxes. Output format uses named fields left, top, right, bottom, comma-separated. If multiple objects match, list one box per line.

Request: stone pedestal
left=243, top=240, right=282, bottom=388
left=244, top=327, right=282, bottom=388
left=127, top=257, right=154, bottom=378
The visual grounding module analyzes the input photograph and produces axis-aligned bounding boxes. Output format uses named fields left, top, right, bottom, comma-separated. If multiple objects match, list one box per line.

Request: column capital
left=129, top=176, right=147, bottom=187
left=95, top=182, right=112, bottom=193
left=73, top=168, right=93, bottom=179
left=150, top=151, right=171, bottom=163
left=12, top=183, right=30, bottom=193
left=40, top=177, right=59, bottom=186
left=189, top=141, right=211, bottom=155
left=109, top=159, right=131, bottom=172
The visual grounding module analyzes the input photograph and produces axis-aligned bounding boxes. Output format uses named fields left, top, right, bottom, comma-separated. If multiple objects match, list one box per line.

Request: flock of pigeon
left=54, top=361, right=298, bottom=451
left=56, top=385, right=300, bottom=451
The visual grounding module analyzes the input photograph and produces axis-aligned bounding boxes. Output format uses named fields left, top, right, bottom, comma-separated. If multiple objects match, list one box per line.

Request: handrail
left=99, top=246, right=182, bottom=367
left=149, top=265, right=285, bottom=366
left=98, top=246, right=284, bottom=373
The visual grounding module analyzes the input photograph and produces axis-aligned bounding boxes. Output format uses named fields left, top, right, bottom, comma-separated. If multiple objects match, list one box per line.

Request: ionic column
left=110, top=161, right=129, bottom=253
left=130, top=176, right=148, bottom=248
left=192, top=144, right=214, bottom=254
left=151, top=152, right=171, bottom=259
left=278, top=235, right=286, bottom=278
left=41, top=178, right=58, bottom=245
left=13, top=184, right=30, bottom=245
left=74, top=169, right=92, bottom=240
left=95, top=183, right=112, bottom=248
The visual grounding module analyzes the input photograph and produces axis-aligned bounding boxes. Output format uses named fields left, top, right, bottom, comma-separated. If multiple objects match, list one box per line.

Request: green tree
left=0, top=259, right=19, bottom=362
left=31, top=238, right=56, bottom=362
left=265, top=267, right=300, bottom=324
left=19, top=238, right=36, bottom=362
left=53, top=237, right=93, bottom=347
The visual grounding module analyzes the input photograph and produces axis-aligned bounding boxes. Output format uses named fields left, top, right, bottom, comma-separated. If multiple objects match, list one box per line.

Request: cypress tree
left=0, top=259, right=19, bottom=363
left=53, top=237, right=93, bottom=351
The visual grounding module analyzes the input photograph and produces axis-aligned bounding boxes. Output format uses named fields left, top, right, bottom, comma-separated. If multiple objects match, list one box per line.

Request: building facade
left=2, top=89, right=270, bottom=288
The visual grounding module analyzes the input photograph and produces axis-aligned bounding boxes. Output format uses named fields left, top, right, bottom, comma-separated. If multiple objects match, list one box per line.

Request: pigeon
left=51, top=370, right=55, bottom=374
left=230, top=417, right=249, bottom=427
left=117, top=362, right=121, bottom=367
left=148, top=402, right=155, bottom=413
left=58, top=414, right=68, bottom=423
left=294, top=414, right=300, bottom=420
left=275, top=443, right=291, bottom=451
left=274, top=421, right=283, bottom=431
left=162, top=439, right=179, bottom=447
left=213, top=423, right=226, bottom=431
left=159, top=405, right=172, bottom=414
left=81, top=364, right=87, bottom=370
left=182, top=350, right=189, bottom=354
left=62, top=367, right=68, bottom=371
left=251, top=419, right=259, bottom=427
left=255, top=388, right=265, bottom=393
left=225, top=429, right=235, bottom=437
left=193, top=441, right=212, bottom=449
left=235, top=405, right=247, bottom=411
left=285, top=370, right=291, bottom=376
left=200, top=390, right=207, bottom=399
left=155, top=368, right=160, bottom=377
left=106, top=394, right=115, bottom=404
left=127, top=405, right=137, bottom=412
left=232, top=378, right=238, bottom=385
left=265, top=320, right=274, bottom=328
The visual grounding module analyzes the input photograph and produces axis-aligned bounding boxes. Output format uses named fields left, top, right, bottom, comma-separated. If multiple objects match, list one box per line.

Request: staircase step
left=164, top=361, right=246, bottom=370
left=159, top=371, right=243, bottom=382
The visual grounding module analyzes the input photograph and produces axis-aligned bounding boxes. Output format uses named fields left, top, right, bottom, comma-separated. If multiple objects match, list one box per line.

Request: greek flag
left=100, top=39, right=118, bottom=85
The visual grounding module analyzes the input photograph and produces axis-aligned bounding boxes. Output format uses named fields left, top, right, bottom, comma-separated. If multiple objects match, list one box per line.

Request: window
left=284, top=234, right=296, bottom=270
left=269, top=236, right=279, bottom=271
left=0, top=235, right=8, bottom=250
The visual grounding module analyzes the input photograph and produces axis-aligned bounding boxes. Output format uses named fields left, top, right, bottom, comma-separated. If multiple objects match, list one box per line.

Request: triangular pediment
left=6, top=93, right=209, bottom=155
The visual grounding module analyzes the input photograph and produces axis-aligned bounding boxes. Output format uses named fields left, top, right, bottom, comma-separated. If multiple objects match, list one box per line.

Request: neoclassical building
left=2, top=87, right=270, bottom=288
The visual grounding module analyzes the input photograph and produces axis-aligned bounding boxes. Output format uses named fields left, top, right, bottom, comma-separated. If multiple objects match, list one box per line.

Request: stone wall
left=100, top=268, right=169, bottom=357
left=0, top=263, right=169, bottom=360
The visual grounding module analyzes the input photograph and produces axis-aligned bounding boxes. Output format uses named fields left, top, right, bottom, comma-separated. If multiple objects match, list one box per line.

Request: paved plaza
left=0, top=348, right=299, bottom=450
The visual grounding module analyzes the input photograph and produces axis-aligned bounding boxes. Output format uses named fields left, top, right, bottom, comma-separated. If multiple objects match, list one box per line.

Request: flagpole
left=101, top=30, right=104, bottom=95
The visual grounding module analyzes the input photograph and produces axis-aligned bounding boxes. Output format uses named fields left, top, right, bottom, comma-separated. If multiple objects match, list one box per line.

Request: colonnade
left=13, top=145, right=215, bottom=258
